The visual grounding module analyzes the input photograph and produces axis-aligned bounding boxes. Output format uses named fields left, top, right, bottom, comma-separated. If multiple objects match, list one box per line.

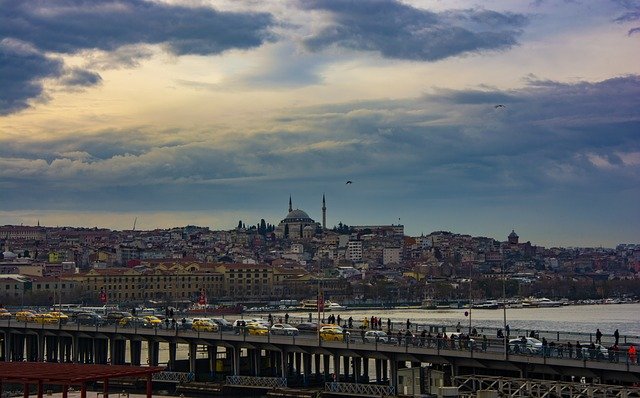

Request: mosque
left=274, top=196, right=326, bottom=239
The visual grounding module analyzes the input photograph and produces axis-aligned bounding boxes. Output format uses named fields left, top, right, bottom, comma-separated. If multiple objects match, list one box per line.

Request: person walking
left=406, top=319, right=411, bottom=330
left=387, top=318, right=391, bottom=332
left=595, top=328, right=602, bottom=344
left=575, top=341, right=582, bottom=359
left=567, top=341, right=573, bottom=359
left=629, top=344, right=637, bottom=363
left=614, top=329, right=620, bottom=346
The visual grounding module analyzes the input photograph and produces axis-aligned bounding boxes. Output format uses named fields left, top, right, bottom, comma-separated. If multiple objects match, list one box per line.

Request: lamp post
left=502, top=252, right=508, bottom=357
left=468, top=262, right=472, bottom=334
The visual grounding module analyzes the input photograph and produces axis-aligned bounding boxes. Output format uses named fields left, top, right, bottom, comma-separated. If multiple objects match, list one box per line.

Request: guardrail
left=152, top=371, right=194, bottom=383
left=226, top=375, right=287, bottom=388
left=324, top=382, right=395, bottom=396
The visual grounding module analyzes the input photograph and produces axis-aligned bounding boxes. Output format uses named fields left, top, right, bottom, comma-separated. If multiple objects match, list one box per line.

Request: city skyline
left=1, top=0, right=639, bottom=248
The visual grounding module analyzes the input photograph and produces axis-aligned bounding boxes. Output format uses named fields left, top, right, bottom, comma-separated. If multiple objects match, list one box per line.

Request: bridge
left=1, top=319, right=638, bottom=396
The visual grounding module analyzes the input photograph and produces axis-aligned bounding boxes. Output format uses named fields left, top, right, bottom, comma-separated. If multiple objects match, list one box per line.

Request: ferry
left=299, top=299, right=346, bottom=311
left=522, top=297, right=563, bottom=308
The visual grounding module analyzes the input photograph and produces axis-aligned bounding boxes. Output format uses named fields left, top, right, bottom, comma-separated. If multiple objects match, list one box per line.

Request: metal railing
left=455, top=375, right=640, bottom=397
left=324, top=382, right=395, bottom=396
left=225, top=375, right=287, bottom=388
left=152, top=372, right=194, bottom=383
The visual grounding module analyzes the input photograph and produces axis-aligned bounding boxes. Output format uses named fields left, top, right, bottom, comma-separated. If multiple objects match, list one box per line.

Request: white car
left=270, top=323, right=299, bottom=336
left=581, top=343, right=608, bottom=360
left=509, top=337, right=543, bottom=354
left=364, top=330, right=396, bottom=343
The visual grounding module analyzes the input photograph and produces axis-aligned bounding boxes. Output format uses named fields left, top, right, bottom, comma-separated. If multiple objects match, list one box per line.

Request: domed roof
left=285, top=209, right=311, bottom=220
left=508, top=230, right=519, bottom=238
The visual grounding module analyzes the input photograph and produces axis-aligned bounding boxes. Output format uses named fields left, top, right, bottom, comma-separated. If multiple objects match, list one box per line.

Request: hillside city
left=1, top=199, right=639, bottom=308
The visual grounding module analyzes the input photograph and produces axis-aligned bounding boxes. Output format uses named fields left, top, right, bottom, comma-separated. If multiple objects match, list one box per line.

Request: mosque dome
left=284, top=209, right=313, bottom=222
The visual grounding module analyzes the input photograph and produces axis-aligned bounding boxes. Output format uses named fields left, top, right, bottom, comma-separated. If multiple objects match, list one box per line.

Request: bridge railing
left=152, top=372, right=194, bottom=383
left=324, top=382, right=395, bottom=396
left=225, top=375, right=287, bottom=389
left=454, top=374, right=640, bottom=398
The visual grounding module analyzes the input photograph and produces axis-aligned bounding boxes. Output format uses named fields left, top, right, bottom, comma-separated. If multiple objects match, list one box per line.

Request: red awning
left=0, top=362, right=165, bottom=385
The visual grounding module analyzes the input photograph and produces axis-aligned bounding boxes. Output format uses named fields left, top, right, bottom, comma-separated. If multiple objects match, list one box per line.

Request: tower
left=289, top=195, right=293, bottom=213
left=322, top=194, right=327, bottom=230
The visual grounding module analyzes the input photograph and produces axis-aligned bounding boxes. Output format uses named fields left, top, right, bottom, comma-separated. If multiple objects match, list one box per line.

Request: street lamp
left=501, top=251, right=508, bottom=357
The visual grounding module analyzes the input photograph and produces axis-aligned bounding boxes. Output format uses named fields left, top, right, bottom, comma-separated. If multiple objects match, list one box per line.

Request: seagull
left=346, top=180, right=353, bottom=185
left=494, top=104, right=506, bottom=109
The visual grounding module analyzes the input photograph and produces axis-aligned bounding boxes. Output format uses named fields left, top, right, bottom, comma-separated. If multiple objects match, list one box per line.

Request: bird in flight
left=346, top=180, right=353, bottom=185
left=494, top=104, right=506, bottom=108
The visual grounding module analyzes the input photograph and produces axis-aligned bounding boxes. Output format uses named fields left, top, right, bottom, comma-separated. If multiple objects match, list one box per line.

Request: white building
left=345, top=240, right=363, bottom=261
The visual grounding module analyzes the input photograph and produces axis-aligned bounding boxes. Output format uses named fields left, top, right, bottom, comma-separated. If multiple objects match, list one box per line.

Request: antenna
left=133, top=217, right=137, bottom=231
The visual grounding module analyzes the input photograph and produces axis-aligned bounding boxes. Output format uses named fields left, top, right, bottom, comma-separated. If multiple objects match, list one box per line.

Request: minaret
left=322, top=194, right=327, bottom=230
left=289, top=195, right=293, bottom=212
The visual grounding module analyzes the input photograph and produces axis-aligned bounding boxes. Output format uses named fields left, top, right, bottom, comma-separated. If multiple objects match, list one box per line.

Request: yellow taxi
left=0, top=308, right=11, bottom=319
left=319, top=325, right=347, bottom=342
left=246, top=322, right=269, bottom=336
left=33, top=313, right=58, bottom=325
left=16, top=310, right=35, bottom=322
left=143, top=315, right=162, bottom=327
left=118, top=316, right=149, bottom=328
left=192, top=319, right=217, bottom=332
left=47, top=311, right=69, bottom=325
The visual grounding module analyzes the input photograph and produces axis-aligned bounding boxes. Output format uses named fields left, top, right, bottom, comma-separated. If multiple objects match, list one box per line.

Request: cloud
left=60, top=68, right=102, bottom=87
left=300, top=0, right=527, bottom=61
left=0, top=38, right=63, bottom=115
left=0, top=0, right=275, bottom=114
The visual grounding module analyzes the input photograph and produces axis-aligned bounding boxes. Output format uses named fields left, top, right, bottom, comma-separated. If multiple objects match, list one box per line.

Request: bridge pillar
left=109, top=337, right=116, bottom=364
left=314, top=354, right=321, bottom=382
left=86, top=338, right=95, bottom=364
left=188, top=342, right=197, bottom=373
left=280, top=350, right=287, bottom=379
left=362, top=357, right=369, bottom=382
left=303, top=353, right=312, bottom=385
left=287, top=352, right=294, bottom=376
left=375, top=359, right=382, bottom=382
left=25, top=335, right=37, bottom=361
left=207, top=344, right=216, bottom=377
left=37, top=332, right=45, bottom=362
left=342, top=356, right=349, bottom=381
left=323, top=354, right=330, bottom=381
left=353, top=357, right=361, bottom=383
left=148, top=341, right=159, bottom=366
left=382, top=358, right=388, bottom=382
left=97, top=339, right=109, bottom=364
left=71, top=336, right=79, bottom=363
left=333, top=353, right=341, bottom=381
left=254, top=349, right=262, bottom=377
left=14, top=334, right=25, bottom=361
left=167, top=342, right=176, bottom=370
left=233, top=346, right=240, bottom=376
left=130, top=340, right=142, bottom=366
left=389, top=356, right=398, bottom=391
left=114, top=339, right=126, bottom=365
left=0, top=331, right=6, bottom=361
left=294, top=352, right=302, bottom=376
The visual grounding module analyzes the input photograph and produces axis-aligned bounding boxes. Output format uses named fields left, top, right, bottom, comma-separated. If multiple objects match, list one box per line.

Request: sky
left=1, top=0, right=639, bottom=248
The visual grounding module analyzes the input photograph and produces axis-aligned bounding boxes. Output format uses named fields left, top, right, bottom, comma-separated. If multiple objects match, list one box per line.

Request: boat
left=522, top=297, right=563, bottom=308
left=185, top=304, right=244, bottom=316
left=473, top=300, right=500, bottom=309
left=299, top=299, right=345, bottom=311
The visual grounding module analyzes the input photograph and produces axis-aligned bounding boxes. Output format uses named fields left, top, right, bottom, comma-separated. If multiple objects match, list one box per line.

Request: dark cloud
left=612, top=0, right=640, bottom=35
left=300, top=0, right=527, bottom=60
left=0, top=0, right=274, bottom=114
left=61, top=68, right=102, bottom=87
left=0, top=39, right=63, bottom=115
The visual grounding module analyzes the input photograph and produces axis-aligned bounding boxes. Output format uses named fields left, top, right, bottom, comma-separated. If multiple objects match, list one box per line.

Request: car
left=16, top=310, right=36, bottom=322
left=47, top=311, right=69, bottom=325
left=119, top=316, right=150, bottom=328
left=296, top=322, right=318, bottom=332
left=0, top=308, right=11, bottom=319
left=143, top=315, right=162, bottom=327
left=364, top=330, right=396, bottom=343
left=33, top=313, right=58, bottom=325
left=319, top=325, right=348, bottom=342
left=582, top=343, right=608, bottom=360
left=209, top=318, right=233, bottom=331
left=270, top=323, right=299, bottom=336
left=509, top=337, right=543, bottom=354
left=75, top=312, right=103, bottom=326
left=246, top=322, right=269, bottom=336
left=192, top=319, right=218, bottom=332
left=106, top=311, right=132, bottom=324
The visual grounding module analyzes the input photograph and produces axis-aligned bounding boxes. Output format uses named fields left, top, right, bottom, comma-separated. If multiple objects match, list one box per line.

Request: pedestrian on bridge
left=387, top=318, right=391, bottom=332
left=567, top=341, right=573, bottom=358
left=614, top=329, right=620, bottom=345
left=596, top=328, right=603, bottom=344
left=406, top=319, right=411, bottom=330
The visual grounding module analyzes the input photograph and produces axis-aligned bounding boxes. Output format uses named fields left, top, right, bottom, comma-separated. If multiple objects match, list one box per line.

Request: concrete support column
left=130, top=340, right=142, bottom=366
left=303, top=353, right=312, bottom=385
left=314, top=354, right=321, bottom=381
left=294, top=352, right=302, bottom=376
left=147, top=341, right=159, bottom=366
left=343, top=356, right=349, bottom=381
left=354, top=357, right=361, bottom=383
left=2, top=332, right=10, bottom=362
left=189, top=343, right=197, bottom=373
left=168, top=342, right=177, bottom=371
left=254, top=349, right=261, bottom=377
left=382, top=360, right=388, bottom=382
left=37, top=333, right=44, bottom=362
left=109, top=337, right=116, bottom=364
left=207, top=345, right=217, bottom=377
left=72, top=336, right=79, bottom=363
left=375, top=359, right=382, bottom=382
left=322, top=355, right=330, bottom=381
left=280, top=351, right=287, bottom=379
left=389, top=357, right=398, bottom=391
left=362, top=357, right=369, bottom=382
left=233, top=346, right=240, bottom=376
left=333, top=354, right=341, bottom=381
